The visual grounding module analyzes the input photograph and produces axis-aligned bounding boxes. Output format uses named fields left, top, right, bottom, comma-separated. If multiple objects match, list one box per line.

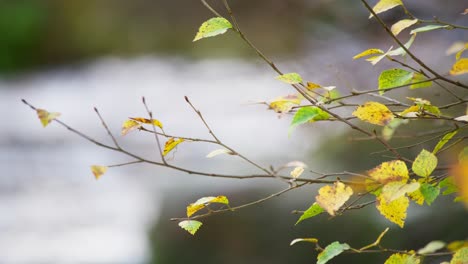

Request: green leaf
left=178, top=220, right=203, bottom=235
left=410, top=25, right=450, bottom=34
left=459, top=147, right=468, bottom=162
left=450, top=247, right=468, bottom=264
left=420, top=183, right=440, bottom=205
left=384, top=253, right=420, bottom=264
left=317, top=242, right=350, bottom=264
left=296, top=203, right=325, bottom=225
left=193, top=17, right=233, bottom=42
left=439, top=177, right=458, bottom=195
left=417, top=240, right=446, bottom=254
left=276, top=73, right=303, bottom=84
left=410, top=73, right=433, bottom=89
left=369, top=0, right=404, bottom=18
left=412, top=149, right=438, bottom=177
left=423, top=105, right=441, bottom=117
left=289, top=106, right=329, bottom=134
left=378, top=69, right=414, bottom=95
left=433, top=130, right=458, bottom=154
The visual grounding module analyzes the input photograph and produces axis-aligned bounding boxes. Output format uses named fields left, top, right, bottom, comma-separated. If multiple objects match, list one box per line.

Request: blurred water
left=1, top=55, right=341, bottom=263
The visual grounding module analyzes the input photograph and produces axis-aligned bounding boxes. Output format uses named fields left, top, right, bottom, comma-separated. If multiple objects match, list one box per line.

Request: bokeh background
left=1, top=0, right=467, bottom=263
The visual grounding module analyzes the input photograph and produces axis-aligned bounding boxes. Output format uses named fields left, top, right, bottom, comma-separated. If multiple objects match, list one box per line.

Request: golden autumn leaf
left=353, top=48, right=385, bottom=60
left=316, top=182, right=353, bottom=216
left=121, top=120, right=142, bottom=136
left=163, top=138, right=185, bottom=156
left=367, top=160, right=409, bottom=185
left=36, top=109, right=61, bottom=127
left=129, top=117, right=163, bottom=129
left=353, top=102, right=394, bottom=126
left=450, top=58, right=468, bottom=76
left=306, top=82, right=322, bottom=90
left=376, top=195, right=409, bottom=228
left=91, top=165, right=108, bottom=180
left=186, top=195, right=229, bottom=217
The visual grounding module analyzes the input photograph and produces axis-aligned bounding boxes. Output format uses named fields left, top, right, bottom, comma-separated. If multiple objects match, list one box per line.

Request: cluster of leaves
left=25, top=0, right=468, bottom=263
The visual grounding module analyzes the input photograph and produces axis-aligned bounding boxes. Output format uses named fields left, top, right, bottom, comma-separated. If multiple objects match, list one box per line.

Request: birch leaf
left=316, top=182, right=353, bottom=216
left=91, top=165, right=108, bottom=180
left=353, top=102, right=394, bottom=126
left=121, top=120, right=142, bottom=136
left=163, top=138, right=184, bottom=156
left=376, top=195, right=409, bottom=228
left=206, top=148, right=234, bottom=158
left=391, top=19, right=418, bottom=36
left=295, top=203, right=324, bottom=225
left=276, top=73, right=303, bottom=84
left=369, top=0, right=404, bottom=18
left=36, top=109, right=61, bottom=127
left=450, top=58, right=468, bottom=75
left=129, top=117, right=163, bottom=129
left=193, top=17, right=232, bottom=42
left=317, top=242, right=350, bottom=264
left=178, top=220, right=202, bottom=235
left=412, top=149, right=438, bottom=177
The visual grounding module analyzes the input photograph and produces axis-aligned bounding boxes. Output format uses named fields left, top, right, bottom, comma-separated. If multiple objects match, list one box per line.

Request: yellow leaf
left=353, top=49, right=385, bottom=60
left=369, top=0, right=404, bottom=18
left=290, top=166, right=305, bottom=179
left=400, top=105, right=420, bottom=117
left=306, top=82, right=322, bottom=90
left=121, top=120, right=142, bottom=136
left=408, top=188, right=424, bottom=205
left=451, top=160, right=468, bottom=207
left=450, top=58, right=468, bottom=76
left=447, top=240, right=468, bottom=252
left=91, top=165, right=108, bottom=180
left=381, top=181, right=420, bottom=203
left=367, top=160, right=409, bottom=185
left=451, top=247, right=468, bottom=264
left=269, top=94, right=302, bottom=113
left=376, top=195, right=409, bottom=228
left=36, top=109, right=61, bottom=127
left=391, top=19, right=418, bottom=36
left=163, top=138, right=185, bottom=156
left=384, top=253, right=420, bottom=264
left=316, top=182, right=353, bottom=216
left=186, top=195, right=229, bottom=217
left=129, top=117, right=163, bottom=129
left=353, top=102, right=394, bottom=126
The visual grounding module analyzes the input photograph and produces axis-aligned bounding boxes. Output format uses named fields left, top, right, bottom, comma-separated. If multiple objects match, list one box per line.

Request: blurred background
left=1, top=0, right=467, bottom=263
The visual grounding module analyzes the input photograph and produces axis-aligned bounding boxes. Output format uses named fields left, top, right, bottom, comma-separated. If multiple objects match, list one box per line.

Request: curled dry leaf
left=36, top=109, right=61, bottom=127
left=163, top=138, right=185, bottom=156
left=121, top=120, right=142, bottom=136
left=91, top=165, right=108, bottom=180
left=206, top=148, right=235, bottom=158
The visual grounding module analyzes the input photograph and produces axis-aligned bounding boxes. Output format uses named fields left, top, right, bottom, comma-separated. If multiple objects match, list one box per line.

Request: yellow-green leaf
left=368, top=160, right=409, bottom=185
left=290, top=238, right=318, bottom=246
left=450, top=58, right=468, bottom=75
left=450, top=247, right=468, bottom=264
left=410, top=72, right=433, bottom=89
left=410, top=25, right=450, bottom=34
left=193, top=17, right=232, bottom=42
left=91, top=165, right=108, bottom=180
left=448, top=240, right=468, bottom=252
left=384, top=253, right=420, bottom=264
left=391, top=19, right=418, bottom=36
left=353, top=102, right=394, bottom=126
left=186, top=195, right=229, bottom=217
left=295, top=203, right=324, bottom=225
left=121, top=120, right=142, bottom=136
left=353, top=49, right=385, bottom=60
left=163, top=138, right=184, bottom=156
left=276, top=73, right=303, bottom=84
left=369, top=0, right=404, bottom=18
left=306, top=81, right=322, bottom=90
left=316, top=182, right=353, bottom=216
left=433, top=130, right=458, bottom=154
left=376, top=195, right=409, bottom=228
left=178, top=220, right=202, bottom=235
left=36, top=109, right=61, bottom=127
left=317, top=242, right=350, bottom=264
left=419, top=183, right=440, bottom=205
left=129, top=117, right=163, bottom=129
left=412, top=149, right=438, bottom=177
left=378, top=68, right=414, bottom=94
